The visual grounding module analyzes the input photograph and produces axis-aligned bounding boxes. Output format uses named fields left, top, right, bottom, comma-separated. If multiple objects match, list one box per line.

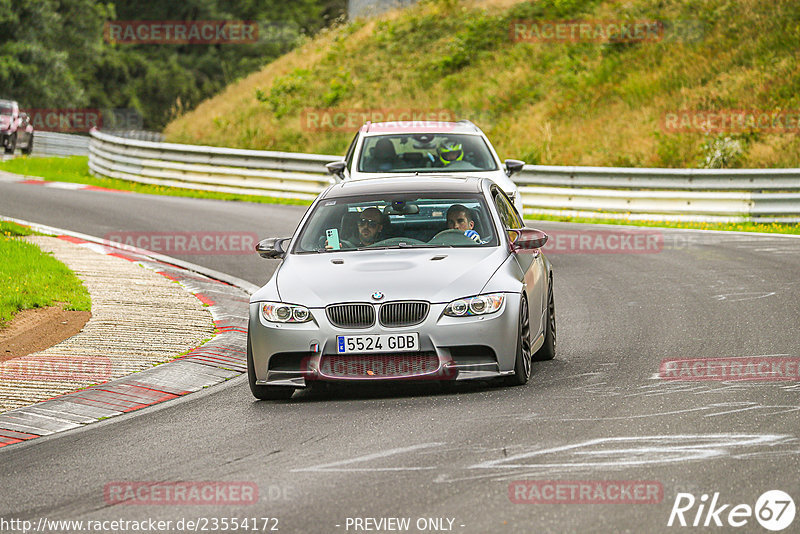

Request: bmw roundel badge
left=371, top=291, right=384, bottom=300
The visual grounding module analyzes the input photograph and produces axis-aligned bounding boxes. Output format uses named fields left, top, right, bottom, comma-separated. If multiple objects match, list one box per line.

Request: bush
left=700, top=135, right=745, bottom=168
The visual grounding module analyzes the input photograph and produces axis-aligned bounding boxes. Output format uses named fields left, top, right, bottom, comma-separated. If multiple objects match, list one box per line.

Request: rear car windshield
left=294, top=193, right=498, bottom=253
left=357, top=134, right=498, bottom=173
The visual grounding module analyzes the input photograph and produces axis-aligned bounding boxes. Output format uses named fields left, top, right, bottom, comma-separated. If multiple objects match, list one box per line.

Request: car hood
left=350, top=170, right=515, bottom=190
left=270, top=247, right=508, bottom=307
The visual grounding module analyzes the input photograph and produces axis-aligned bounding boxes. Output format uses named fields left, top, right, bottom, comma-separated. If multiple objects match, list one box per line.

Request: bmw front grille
left=326, top=303, right=375, bottom=328
left=379, top=301, right=429, bottom=327
left=325, top=301, right=430, bottom=329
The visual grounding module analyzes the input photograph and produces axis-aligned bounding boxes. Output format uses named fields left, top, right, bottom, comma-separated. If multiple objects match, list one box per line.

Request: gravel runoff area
left=0, top=236, right=216, bottom=413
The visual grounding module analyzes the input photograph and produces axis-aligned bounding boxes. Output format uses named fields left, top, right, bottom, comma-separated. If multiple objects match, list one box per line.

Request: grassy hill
left=164, top=0, right=800, bottom=169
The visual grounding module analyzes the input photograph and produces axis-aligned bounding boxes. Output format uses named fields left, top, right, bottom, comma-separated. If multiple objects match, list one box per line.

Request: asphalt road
left=1, top=177, right=799, bottom=534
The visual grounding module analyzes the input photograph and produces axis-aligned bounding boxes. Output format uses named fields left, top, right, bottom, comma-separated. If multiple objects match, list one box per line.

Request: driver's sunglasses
left=358, top=218, right=379, bottom=229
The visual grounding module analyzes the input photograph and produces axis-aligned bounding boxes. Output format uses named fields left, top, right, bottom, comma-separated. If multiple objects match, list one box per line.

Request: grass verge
left=0, top=156, right=312, bottom=206
left=0, top=221, right=40, bottom=237
left=0, top=221, right=91, bottom=327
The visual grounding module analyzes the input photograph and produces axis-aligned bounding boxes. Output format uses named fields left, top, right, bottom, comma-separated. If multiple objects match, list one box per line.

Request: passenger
left=325, top=207, right=385, bottom=249
left=446, top=204, right=481, bottom=243
left=370, top=138, right=397, bottom=171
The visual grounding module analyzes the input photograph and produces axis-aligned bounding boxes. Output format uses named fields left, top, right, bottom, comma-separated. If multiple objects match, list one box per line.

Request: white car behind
left=325, top=120, right=526, bottom=215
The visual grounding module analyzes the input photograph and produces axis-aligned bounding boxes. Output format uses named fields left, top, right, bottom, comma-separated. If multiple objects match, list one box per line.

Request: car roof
left=323, top=175, right=488, bottom=199
left=362, top=120, right=483, bottom=135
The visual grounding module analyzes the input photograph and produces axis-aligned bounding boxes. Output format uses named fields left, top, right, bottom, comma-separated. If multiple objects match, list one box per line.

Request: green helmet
left=438, top=142, right=463, bottom=165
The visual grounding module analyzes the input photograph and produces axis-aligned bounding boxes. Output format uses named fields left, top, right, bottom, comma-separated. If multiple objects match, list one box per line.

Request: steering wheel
left=431, top=229, right=466, bottom=240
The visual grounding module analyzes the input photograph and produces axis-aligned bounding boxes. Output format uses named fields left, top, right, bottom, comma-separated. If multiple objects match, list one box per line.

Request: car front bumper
left=248, top=294, right=522, bottom=387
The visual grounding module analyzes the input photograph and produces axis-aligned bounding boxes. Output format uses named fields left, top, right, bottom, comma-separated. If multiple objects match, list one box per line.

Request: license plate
left=337, top=333, right=419, bottom=354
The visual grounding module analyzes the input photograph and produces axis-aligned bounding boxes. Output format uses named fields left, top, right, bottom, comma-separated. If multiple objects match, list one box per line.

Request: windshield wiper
left=356, top=243, right=443, bottom=251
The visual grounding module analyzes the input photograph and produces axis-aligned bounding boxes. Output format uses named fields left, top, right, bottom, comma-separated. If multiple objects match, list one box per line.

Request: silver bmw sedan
left=247, top=176, right=555, bottom=400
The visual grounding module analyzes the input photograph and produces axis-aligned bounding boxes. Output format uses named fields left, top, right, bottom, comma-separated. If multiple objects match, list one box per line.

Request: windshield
left=357, top=134, right=498, bottom=173
left=0, top=104, right=12, bottom=115
left=293, top=193, right=498, bottom=253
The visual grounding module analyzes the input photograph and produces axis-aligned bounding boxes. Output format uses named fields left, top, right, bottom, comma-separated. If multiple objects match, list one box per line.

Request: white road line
left=292, top=442, right=445, bottom=472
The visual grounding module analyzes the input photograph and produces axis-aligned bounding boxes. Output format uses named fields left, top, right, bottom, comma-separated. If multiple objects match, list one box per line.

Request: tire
left=4, top=133, right=16, bottom=154
left=22, top=135, right=33, bottom=155
left=247, top=332, right=294, bottom=400
left=533, top=276, right=556, bottom=361
left=505, top=294, right=532, bottom=386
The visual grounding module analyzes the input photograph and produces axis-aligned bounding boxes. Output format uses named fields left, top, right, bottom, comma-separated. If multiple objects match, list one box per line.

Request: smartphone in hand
left=326, top=228, right=341, bottom=250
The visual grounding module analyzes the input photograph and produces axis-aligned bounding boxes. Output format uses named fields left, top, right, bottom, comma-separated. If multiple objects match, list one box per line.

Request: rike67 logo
left=668, top=490, right=795, bottom=531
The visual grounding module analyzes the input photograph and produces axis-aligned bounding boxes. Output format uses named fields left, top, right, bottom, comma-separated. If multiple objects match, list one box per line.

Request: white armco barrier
left=31, top=131, right=90, bottom=157
left=88, top=129, right=800, bottom=222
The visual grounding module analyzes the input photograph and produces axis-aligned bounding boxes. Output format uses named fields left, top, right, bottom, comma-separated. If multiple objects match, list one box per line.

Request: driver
left=356, top=207, right=384, bottom=246
left=446, top=204, right=481, bottom=243
left=437, top=142, right=464, bottom=166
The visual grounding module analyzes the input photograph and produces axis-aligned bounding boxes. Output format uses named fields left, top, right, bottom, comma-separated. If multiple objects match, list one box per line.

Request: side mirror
left=509, top=228, right=548, bottom=252
left=326, top=161, right=346, bottom=181
left=256, top=237, right=291, bottom=259
left=504, top=159, right=525, bottom=177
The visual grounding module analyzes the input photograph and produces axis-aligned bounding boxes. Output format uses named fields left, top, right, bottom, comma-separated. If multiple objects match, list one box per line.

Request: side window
left=344, top=132, right=359, bottom=170
left=493, top=189, right=522, bottom=229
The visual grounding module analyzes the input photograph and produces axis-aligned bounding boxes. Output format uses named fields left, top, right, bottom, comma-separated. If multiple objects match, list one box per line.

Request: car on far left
left=0, top=100, right=34, bottom=155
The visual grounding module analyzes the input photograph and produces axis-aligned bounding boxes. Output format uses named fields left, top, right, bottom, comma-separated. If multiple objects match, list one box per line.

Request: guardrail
left=89, top=129, right=333, bottom=200
left=101, top=129, right=165, bottom=143
left=88, top=130, right=800, bottom=222
left=32, top=131, right=90, bottom=157
left=515, top=165, right=800, bottom=222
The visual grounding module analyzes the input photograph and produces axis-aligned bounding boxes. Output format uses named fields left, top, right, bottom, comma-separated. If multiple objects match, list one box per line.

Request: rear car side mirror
left=504, top=159, right=525, bottom=177
left=326, top=161, right=346, bottom=181
left=509, top=228, right=548, bottom=252
left=256, top=237, right=291, bottom=259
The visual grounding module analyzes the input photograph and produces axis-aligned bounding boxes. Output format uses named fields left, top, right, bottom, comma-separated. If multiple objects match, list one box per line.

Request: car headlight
left=261, top=302, right=312, bottom=323
left=443, top=293, right=504, bottom=317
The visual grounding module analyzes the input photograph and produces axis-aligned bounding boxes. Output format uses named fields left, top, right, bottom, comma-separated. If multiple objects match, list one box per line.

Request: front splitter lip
left=315, top=361, right=455, bottom=381
left=261, top=353, right=457, bottom=383
left=255, top=359, right=511, bottom=387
